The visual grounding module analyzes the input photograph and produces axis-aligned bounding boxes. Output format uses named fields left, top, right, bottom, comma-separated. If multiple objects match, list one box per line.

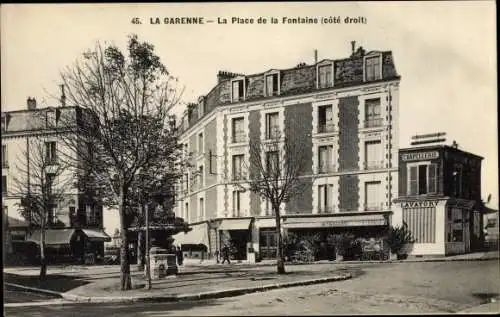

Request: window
left=47, top=110, right=56, bottom=127
left=86, top=205, right=95, bottom=225
left=232, top=79, right=244, bottom=102
left=199, top=198, right=204, bottom=220
left=318, top=184, right=334, bottom=213
left=365, top=55, right=381, bottom=81
left=45, top=141, right=57, bottom=164
left=198, top=133, right=204, bottom=154
left=408, top=163, right=438, bottom=195
left=2, top=144, right=7, bottom=168
left=233, top=190, right=241, bottom=217
left=2, top=175, right=7, bottom=194
left=184, top=173, right=189, bottom=193
left=198, top=166, right=204, bottom=188
left=265, top=74, right=279, bottom=96
left=318, top=105, right=334, bottom=133
left=266, top=151, right=279, bottom=176
left=232, top=154, right=244, bottom=180
left=447, top=208, right=464, bottom=242
left=365, top=181, right=382, bottom=211
left=46, top=173, right=56, bottom=196
left=232, top=117, right=245, bottom=143
left=318, top=65, right=333, bottom=88
left=265, top=112, right=279, bottom=139
left=452, top=166, right=463, bottom=197
left=365, top=98, right=382, bottom=128
left=265, top=198, right=274, bottom=216
left=185, top=202, right=189, bottom=223
left=48, top=204, right=57, bottom=225
left=364, top=141, right=382, bottom=169
left=318, top=145, right=334, bottom=173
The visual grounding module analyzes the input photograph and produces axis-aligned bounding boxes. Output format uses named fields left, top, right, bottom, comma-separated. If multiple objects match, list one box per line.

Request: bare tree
left=241, top=131, right=311, bottom=274
left=11, top=137, right=73, bottom=281
left=56, top=34, right=184, bottom=290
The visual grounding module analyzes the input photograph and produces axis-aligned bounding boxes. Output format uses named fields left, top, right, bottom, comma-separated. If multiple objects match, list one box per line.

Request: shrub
left=387, top=222, right=415, bottom=255
left=327, top=233, right=357, bottom=257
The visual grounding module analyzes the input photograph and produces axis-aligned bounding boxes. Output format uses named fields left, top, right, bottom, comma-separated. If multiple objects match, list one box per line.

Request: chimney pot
left=314, top=50, right=318, bottom=64
left=27, top=97, right=37, bottom=110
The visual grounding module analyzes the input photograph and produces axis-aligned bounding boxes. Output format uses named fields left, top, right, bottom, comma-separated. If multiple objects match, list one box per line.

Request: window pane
left=266, top=75, right=274, bottom=96
left=365, top=141, right=381, bottom=169
left=428, top=164, right=437, bottom=193
left=232, top=81, right=240, bottom=101
left=418, top=165, right=428, bottom=194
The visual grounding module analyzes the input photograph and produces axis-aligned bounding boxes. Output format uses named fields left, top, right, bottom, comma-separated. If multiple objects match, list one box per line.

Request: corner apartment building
left=1, top=98, right=110, bottom=262
left=173, top=44, right=400, bottom=261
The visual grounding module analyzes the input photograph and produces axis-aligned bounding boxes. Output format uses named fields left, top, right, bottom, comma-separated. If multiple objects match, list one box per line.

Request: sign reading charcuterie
left=401, top=151, right=439, bottom=161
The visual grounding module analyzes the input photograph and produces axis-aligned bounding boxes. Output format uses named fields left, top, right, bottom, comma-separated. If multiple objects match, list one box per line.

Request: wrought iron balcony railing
left=364, top=117, right=383, bottom=128
left=318, top=164, right=337, bottom=174
left=318, top=123, right=335, bottom=133
left=364, top=160, right=385, bottom=170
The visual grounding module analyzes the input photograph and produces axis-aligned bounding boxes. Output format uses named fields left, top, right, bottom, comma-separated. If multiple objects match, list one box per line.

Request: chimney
left=351, top=41, right=356, bottom=55
left=27, top=97, right=37, bottom=110
left=60, top=84, right=66, bottom=107
left=314, top=49, right=318, bottom=64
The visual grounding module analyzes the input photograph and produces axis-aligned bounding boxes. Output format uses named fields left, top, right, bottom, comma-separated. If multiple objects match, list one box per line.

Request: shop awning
left=82, top=229, right=111, bottom=242
left=26, top=229, right=76, bottom=246
left=283, top=214, right=387, bottom=229
left=173, top=223, right=209, bottom=246
left=255, top=218, right=277, bottom=228
left=218, top=218, right=252, bottom=231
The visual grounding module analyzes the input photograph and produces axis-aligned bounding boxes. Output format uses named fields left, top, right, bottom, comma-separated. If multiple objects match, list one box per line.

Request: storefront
left=217, top=218, right=253, bottom=261
left=173, top=222, right=210, bottom=259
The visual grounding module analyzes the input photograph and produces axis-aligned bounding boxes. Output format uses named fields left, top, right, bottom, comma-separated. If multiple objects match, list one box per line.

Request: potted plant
left=387, top=223, right=415, bottom=260
left=328, top=233, right=356, bottom=262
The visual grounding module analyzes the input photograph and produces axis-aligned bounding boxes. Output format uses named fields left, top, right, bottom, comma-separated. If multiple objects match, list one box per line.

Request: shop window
left=318, top=64, right=333, bottom=88
left=365, top=98, right=382, bottom=128
left=408, top=163, right=438, bottom=195
left=365, top=55, right=381, bottom=81
left=232, top=79, right=244, bottom=102
left=318, top=105, right=334, bottom=133
left=232, top=117, right=245, bottom=143
left=265, top=112, right=279, bottom=139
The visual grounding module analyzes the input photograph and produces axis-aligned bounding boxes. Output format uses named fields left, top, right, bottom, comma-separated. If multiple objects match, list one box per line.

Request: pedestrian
left=176, top=246, right=184, bottom=266
left=221, top=244, right=231, bottom=264
left=215, top=250, right=220, bottom=264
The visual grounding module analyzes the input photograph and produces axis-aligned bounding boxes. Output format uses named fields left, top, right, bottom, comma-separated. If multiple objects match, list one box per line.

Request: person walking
left=176, top=246, right=184, bottom=266
left=221, top=244, right=231, bottom=264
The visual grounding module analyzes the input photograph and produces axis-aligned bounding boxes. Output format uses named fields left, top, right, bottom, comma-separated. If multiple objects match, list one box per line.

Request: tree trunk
left=274, top=206, right=286, bottom=274
left=39, top=227, right=47, bottom=281
left=119, top=185, right=132, bottom=290
left=137, top=229, right=144, bottom=272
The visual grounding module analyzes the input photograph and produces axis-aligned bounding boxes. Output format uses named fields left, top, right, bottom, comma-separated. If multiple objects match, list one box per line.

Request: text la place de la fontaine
left=149, top=16, right=366, bottom=25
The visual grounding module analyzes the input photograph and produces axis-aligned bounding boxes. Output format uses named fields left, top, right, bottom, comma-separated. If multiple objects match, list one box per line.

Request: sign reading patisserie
left=401, top=151, right=439, bottom=161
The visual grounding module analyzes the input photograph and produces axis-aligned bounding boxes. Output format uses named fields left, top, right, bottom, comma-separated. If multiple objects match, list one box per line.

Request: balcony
left=364, top=160, right=384, bottom=170
left=317, top=206, right=335, bottom=214
left=318, top=123, right=335, bottom=133
left=318, top=164, right=337, bottom=174
left=364, top=203, right=385, bottom=211
left=364, top=118, right=383, bottom=128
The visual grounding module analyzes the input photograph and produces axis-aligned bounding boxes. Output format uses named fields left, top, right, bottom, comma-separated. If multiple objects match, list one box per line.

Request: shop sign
left=400, top=200, right=439, bottom=208
left=401, top=151, right=439, bottom=162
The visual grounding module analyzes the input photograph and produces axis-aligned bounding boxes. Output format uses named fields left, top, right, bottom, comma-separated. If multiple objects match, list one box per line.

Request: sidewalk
left=5, top=265, right=352, bottom=304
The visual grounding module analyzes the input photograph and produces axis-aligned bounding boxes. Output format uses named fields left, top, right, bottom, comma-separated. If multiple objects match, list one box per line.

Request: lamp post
left=145, top=202, right=152, bottom=290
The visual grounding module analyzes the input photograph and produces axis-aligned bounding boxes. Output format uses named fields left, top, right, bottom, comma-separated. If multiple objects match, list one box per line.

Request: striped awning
left=26, top=229, right=76, bottom=246
left=218, top=218, right=252, bottom=231
left=82, top=229, right=111, bottom=242
left=173, top=223, right=209, bottom=246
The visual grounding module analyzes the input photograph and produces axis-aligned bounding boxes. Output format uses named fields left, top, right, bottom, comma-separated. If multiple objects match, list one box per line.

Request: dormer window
left=232, top=79, right=245, bottom=102
left=198, top=97, right=205, bottom=119
left=318, top=64, right=333, bottom=88
left=364, top=54, right=382, bottom=81
left=265, top=73, right=279, bottom=97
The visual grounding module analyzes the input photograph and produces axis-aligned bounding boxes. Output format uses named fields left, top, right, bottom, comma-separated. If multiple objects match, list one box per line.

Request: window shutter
left=428, top=164, right=437, bottom=193
left=409, top=166, right=418, bottom=195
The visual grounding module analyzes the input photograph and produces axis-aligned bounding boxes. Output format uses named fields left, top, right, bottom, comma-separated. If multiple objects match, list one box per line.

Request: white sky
left=1, top=3, right=497, bottom=234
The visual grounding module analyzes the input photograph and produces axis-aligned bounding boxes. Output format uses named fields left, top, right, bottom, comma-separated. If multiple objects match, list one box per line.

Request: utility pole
left=145, top=202, right=152, bottom=290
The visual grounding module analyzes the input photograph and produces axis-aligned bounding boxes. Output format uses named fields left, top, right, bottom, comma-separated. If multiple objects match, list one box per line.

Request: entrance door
left=259, top=229, right=277, bottom=259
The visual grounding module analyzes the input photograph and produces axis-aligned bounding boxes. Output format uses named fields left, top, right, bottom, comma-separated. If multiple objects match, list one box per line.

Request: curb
left=5, top=282, right=64, bottom=298
left=8, top=273, right=352, bottom=304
